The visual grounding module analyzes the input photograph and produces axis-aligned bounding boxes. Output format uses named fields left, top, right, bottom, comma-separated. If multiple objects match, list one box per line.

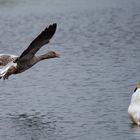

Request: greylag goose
left=0, top=23, right=59, bottom=80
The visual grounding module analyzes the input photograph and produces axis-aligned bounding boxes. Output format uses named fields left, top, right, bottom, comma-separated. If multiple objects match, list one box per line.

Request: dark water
left=0, top=0, right=140, bottom=140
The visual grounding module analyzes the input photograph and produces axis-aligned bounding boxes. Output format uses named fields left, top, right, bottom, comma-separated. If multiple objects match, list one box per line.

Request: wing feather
left=0, top=54, right=17, bottom=66
left=15, top=23, right=57, bottom=63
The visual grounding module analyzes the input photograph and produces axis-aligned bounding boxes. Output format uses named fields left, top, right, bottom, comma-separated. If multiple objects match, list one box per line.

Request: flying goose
left=0, top=23, right=59, bottom=80
left=128, top=83, right=140, bottom=125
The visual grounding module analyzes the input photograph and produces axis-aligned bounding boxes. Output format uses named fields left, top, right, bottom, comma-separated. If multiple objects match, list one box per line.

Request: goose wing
left=14, top=23, right=57, bottom=63
left=0, top=61, right=17, bottom=78
left=0, top=54, right=17, bottom=66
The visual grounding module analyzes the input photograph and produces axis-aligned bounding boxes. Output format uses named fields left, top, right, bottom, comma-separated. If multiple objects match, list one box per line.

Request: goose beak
left=55, top=52, right=60, bottom=58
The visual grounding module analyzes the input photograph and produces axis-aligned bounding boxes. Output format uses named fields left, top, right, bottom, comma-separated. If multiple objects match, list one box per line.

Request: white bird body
left=128, top=84, right=140, bottom=125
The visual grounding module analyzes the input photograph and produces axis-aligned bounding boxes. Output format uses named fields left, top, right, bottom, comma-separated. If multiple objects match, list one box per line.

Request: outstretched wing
left=14, top=23, right=57, bottom=63
left=0, top=54, right=18, bottom=66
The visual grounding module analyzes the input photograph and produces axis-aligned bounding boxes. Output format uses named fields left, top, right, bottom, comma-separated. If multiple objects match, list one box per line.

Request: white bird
left=128, top=83, right=140, bottom=125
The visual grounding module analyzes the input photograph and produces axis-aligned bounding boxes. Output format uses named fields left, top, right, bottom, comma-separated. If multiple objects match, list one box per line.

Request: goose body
left=0, top=23, right=59, bottom=80
left=128, top=83, right=140, bottom=125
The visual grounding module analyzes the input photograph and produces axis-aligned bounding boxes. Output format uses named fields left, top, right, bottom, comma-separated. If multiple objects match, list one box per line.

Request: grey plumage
left=0, top=23, right=59, bottom=80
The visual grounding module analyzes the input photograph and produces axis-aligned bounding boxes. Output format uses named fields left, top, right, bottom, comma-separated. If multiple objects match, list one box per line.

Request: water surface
left=0, top=0, right=140, bottom=140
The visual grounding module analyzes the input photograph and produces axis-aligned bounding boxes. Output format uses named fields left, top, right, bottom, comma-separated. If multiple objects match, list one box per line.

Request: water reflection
left=8, top=112, right=57, bottom=140
left=130, top=123, right=140, bottom=134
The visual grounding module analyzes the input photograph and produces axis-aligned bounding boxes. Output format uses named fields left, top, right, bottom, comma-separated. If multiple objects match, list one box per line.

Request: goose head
left=39, top=51, right=60, bottom=60
left=45, top=51, right=60, bottom=58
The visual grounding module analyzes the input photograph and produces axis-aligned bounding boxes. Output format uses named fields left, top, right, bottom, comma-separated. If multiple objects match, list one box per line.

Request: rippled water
left=0, top=0, right=140, bottom=140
